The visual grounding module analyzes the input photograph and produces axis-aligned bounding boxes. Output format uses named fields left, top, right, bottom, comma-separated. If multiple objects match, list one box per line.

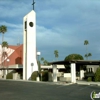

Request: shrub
left=31, top=70, right=49, bottom=81
left=41, top=70, right=48, bottom=81
left=87, top=77, right=92, bottom=82
left=6, top=71, right=15, bottom=79
left=31, top=71, right=39, bottom=81
left=94, top=67, right=100, bottom=82
left=84, top=71, right=94, bottom=81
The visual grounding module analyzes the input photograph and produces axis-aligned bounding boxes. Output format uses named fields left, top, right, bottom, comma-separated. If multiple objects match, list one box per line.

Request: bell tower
left=23, top=0, right=38, bottom=80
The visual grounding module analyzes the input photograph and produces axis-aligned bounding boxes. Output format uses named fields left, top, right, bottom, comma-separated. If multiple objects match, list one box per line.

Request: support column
left=71, top=63, right=76, bottom=83
left=80, top=70, right=84, bottom=80
left=57, top=69, right=58, bottom=73
left=52, top=64, right=57, bottom=82
left=5, top=70, right=7, bottom=75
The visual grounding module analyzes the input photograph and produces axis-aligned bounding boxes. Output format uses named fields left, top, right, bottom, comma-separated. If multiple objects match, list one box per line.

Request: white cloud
left=0, top=21, right=22, bottom=28
left=0, top=0, right=100, bottom=61
left=0, top=1, right=31, bottom=18
left=36, top=25, right=80, bottom=48
left=0, top=21, right=23, bottom=45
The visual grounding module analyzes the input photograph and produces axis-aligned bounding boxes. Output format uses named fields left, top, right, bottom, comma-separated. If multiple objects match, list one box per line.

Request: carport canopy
left=49, top=60, right=100, bottom=65
left=49, top=60, right=100, bottom=83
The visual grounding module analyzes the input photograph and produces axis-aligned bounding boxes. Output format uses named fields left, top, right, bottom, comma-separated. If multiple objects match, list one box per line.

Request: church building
left=0, top=44, right=23, bottom=68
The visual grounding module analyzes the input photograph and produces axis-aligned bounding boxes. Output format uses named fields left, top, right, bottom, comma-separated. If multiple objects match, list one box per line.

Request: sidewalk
left=0, top=78, right=100, bottom=86
left=76, top=80, right=100, bottom=86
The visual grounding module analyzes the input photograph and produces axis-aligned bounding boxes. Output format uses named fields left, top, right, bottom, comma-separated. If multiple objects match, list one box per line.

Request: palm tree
left=84, top=40, right=89, bottom=60
left=1, top=41, right=8, bottom=67
left=2, top=41, right=8, bottom=54
left=43, top=60, right=48, bottom=66
left=0, top=25, right=7, bottom=43
left=88, top=53, right=92, bottom=60
left=41, top=57, right=44, bottom=65
left=84, top=54, right=88, bottom=60
left=1, top=41, right=8, bottom=77
left=54, top=50, right=59, bottom=61
left=2, top=41, right=8, bottom=48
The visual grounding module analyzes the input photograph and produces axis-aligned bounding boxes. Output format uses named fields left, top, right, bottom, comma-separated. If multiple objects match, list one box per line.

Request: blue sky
left=0, top=0, right=100, bottom=62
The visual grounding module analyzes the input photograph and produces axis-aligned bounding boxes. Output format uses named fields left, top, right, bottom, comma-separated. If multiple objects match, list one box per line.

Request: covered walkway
left=49, top=60, right=100, bottom=83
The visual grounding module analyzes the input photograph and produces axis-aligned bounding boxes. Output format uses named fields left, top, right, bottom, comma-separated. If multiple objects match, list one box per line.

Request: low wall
left=59, top=77, right=71, bottom=82
left=13, top=73, right=20, bottom=80
left=64, top=73, right=71, bottom=77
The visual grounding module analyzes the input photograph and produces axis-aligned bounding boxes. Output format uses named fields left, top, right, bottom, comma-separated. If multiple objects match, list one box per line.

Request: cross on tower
left=32, top=0, right=35, bottom=10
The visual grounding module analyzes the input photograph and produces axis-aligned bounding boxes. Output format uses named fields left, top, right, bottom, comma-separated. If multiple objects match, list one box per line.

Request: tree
left=41, top=57, right=44, bottom=64
left=64, top=54, right=85, bottom=72
left=94, top=67, right=100, bottom=82
left=88, top=53, right=92, bottom=59
left=40, top=57, right=50, bottom=66
left=65, top=54, right=84, bottom=61
left=54, top=50, right=59, bottom=61
left=0, top=25, right=7, bottom=68
left=1, top=41, right=8, bottom=67
left=43, top=60, right=49, bottom=66
left=84, top=54, right=88, bottom=59
left=0, top=25, right=7, bottom=43
left=41, top=57, right=44, bottom=61
left=84, top=40, right=89, bottom=60
left=2, top=41, right=8, bottom=48
left=2, top=41, right=8, bottom=55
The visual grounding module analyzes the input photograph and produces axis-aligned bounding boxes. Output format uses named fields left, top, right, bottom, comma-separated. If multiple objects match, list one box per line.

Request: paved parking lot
left=0, top=80, right=100, bottom=100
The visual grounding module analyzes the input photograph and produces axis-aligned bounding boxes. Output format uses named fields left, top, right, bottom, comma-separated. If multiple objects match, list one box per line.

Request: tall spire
left=32, top=0, right=35, bottom=10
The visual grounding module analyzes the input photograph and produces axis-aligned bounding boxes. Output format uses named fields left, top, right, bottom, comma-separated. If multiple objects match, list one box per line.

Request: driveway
left=0, top=80, right=99, bottom=100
